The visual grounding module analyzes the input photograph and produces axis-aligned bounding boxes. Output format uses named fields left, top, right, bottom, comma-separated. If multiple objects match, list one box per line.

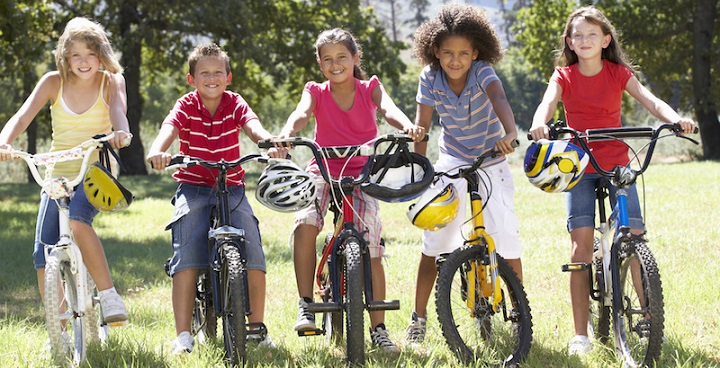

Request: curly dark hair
left=413, top=2, right=503, bottom=70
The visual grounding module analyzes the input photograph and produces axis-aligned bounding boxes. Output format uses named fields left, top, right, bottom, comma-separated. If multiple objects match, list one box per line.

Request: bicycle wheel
left=343, top=236, right=365, bottom=365
left=613, top=238, right=664, bottom=366
left=193, top=272, right=217, bottom=344
left=590, top=238, right=610, bottom=343
left=45, top=250, right=87, bottom=365
left=435, top=246, right=533, bottom=365
left=221, top=244, right=247, bottom=366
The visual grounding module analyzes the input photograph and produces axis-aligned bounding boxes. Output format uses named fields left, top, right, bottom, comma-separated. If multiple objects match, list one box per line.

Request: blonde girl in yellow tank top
left=0, top=17, right=132, bottom=324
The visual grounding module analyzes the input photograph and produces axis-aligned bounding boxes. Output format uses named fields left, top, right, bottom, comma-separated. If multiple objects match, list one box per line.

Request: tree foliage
left=42, top=0, right=408, bottom=174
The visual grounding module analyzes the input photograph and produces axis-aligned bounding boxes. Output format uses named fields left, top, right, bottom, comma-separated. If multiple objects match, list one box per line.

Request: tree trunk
left=692, top=0, right=720, bottom=160
left=118, top=0, right=148, bottom=175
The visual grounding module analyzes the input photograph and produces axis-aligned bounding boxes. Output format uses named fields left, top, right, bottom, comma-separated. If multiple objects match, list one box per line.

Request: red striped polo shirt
left=162, top=90, right=258, bottom=186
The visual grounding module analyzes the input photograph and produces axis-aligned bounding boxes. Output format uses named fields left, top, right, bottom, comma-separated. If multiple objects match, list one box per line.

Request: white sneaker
left=172, top=331, right=194, bottom=354
left=405, top=311, right=426, bottom=343
left=294, top=297, right=316, bottom=331
left=99, top=291, right=128, bottom=323
left=568, top=335, right=592, bottom=356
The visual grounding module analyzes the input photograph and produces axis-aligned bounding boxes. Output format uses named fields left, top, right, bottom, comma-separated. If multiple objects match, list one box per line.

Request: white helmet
left=255, top=159, right=316, bottom=212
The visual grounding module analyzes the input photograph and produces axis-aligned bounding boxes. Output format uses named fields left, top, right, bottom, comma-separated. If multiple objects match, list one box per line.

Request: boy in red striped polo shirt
left=147, top=43, right=283, bottom=354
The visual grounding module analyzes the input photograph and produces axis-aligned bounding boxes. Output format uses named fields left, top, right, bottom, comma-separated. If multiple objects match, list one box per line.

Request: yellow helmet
left=83, top=162, right=133, bottom=212
left=406, top=184, right=459, bottom=231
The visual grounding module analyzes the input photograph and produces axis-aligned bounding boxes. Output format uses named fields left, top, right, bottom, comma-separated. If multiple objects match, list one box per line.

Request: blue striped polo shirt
left=417, top=60, right=505, bottom=167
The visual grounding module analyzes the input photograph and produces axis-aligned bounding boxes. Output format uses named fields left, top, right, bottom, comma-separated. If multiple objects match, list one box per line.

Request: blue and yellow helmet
left=524, top=140, right=588, bottom=193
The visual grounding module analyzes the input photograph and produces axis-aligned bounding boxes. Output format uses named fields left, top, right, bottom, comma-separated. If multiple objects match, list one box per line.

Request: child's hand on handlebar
left=109, top=130, right=133, bottom=150
left=494, top=134, right=518, bottom=155
left=403, top=124, right=426, bottom=142
left=528, top=124, right=550, bottom=141
left=0, top=144, right=13, bottom=162
left=676, top=118, right=697, bottom=135
left=146, top=151, right=172, bottom=170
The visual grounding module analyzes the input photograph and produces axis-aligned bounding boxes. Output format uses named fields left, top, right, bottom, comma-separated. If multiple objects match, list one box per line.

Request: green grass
left=1, top=161, right=719, bottom=367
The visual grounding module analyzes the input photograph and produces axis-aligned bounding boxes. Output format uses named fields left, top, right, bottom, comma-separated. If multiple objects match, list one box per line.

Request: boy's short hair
left=188, top=43, right=231, bottom=76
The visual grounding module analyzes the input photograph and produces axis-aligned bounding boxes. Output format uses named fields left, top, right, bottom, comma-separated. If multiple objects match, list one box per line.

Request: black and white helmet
left=255, top=159, right=316, bottom=212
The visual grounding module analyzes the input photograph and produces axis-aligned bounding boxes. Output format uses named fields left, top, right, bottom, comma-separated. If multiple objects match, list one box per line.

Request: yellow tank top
left=49, top=72, right=113, bottom=179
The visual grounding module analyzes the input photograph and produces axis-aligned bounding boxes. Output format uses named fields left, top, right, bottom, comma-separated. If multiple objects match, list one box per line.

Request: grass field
left=1, top=158, right=718, bottom=367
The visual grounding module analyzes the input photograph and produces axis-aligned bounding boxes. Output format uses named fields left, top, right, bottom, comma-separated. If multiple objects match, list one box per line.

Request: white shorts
left=421, top=154, right=523, bottom=260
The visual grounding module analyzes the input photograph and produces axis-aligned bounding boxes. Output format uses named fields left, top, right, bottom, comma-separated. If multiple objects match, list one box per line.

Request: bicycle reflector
left=83, top=162, right=134, bottom=212
left=524, top=140, right=588, bottom=193
left=406, top=184, right=459, bottom=231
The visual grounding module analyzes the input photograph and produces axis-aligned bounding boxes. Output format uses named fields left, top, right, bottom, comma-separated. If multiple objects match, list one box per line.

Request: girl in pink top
left=279, top=28, right=424, bottom=351
left=529, top=6, right=695, bottom=356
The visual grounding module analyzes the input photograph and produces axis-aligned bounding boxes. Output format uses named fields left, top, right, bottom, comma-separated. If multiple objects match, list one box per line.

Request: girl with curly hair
left=405, top=2, right=523, bottom=344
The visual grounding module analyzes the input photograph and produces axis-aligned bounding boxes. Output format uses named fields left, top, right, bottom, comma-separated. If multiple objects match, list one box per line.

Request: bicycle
left=0, top=133, right=129, bottom=365
left=164, top=153, right=271, bottom=366
left=428, top=141, right=533, bottom=366
left=259, top=133, right=431, bottom=365
left=539, top=121, right=698, bottom=367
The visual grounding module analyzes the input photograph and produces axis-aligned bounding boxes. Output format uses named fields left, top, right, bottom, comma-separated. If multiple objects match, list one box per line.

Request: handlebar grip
left=511, top=139, right=520, bottom=148
left=258, top=140, right=274, bottom=149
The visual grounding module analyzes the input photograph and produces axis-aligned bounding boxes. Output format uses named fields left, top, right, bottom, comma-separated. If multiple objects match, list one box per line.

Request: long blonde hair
left=556, top=6, right=635, bottom=73
left=54, top=17, right=123, bottom=81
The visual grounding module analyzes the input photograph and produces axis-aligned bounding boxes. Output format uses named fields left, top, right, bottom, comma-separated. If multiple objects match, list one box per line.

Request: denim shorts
left=165, top=183, right=265, bottom=276
left=33, top=184, right=99, bottom=269
left=565, top=173, right=645, bottom=232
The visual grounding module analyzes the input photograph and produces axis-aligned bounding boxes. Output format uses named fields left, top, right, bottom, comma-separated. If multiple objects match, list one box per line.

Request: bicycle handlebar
left=436, top=139, right=520, bottom=180
left=165, top=153, right=269, bottom=172
left=0, top=133, right=123, bottom=196
left=258, top=132, right=427, bottom=188
left=528, top=121, right=699, bottom=180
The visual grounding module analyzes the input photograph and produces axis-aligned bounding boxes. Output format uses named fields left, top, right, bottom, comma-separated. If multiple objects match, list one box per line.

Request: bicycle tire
left=613, top=238, right=664, bottom=367
left=435, top=246, right=533, bottom=365
left=591, top=238, right=611, bottom=343
left=45, top=250, right=87, bottom=365
left=192, top=272, right=217, bottom=344
left=343, top=236, right=365, bottom=365
left=221, top=244, right=247, bottom=366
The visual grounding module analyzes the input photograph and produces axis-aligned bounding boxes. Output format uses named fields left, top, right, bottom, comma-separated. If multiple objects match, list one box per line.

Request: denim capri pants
left=565, top=173, right=645, bottom=233
left=33, top=183, right=99, bottom=269
left=165, top=183, right=265, bottom=276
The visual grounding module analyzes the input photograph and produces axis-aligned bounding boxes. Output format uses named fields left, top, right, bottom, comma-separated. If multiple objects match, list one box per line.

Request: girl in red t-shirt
left=528, top=6, right=695, bottom=356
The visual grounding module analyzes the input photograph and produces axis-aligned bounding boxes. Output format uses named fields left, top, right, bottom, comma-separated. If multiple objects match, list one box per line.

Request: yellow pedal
left=561, top=263, right=590, bottom=272
left=107, top=320, right=128, bottom=328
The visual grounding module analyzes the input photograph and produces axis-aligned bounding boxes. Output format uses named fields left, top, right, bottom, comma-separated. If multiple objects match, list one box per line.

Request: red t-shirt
left=306, top=76, right=380, bottom=177
left=163, top=90, right=258, bottom=186
left=552, top=60, right=634, bottom=173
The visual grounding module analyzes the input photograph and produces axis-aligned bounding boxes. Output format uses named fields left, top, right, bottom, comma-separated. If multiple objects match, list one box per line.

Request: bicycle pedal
left=562, top=262, right=591, bottom=272
left=107, top=320, right=128, bottom=328
left=367, top=299, right=400, bottom=311
left=297, top=328, right=324, bottom=337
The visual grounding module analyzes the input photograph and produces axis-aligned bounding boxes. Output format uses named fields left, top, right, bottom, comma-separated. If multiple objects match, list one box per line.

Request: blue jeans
left=33, top=184, right=99, bottom=269
left=165, top=183, right=266, bottom=275
left=565, top=173, right=645, bottom=232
